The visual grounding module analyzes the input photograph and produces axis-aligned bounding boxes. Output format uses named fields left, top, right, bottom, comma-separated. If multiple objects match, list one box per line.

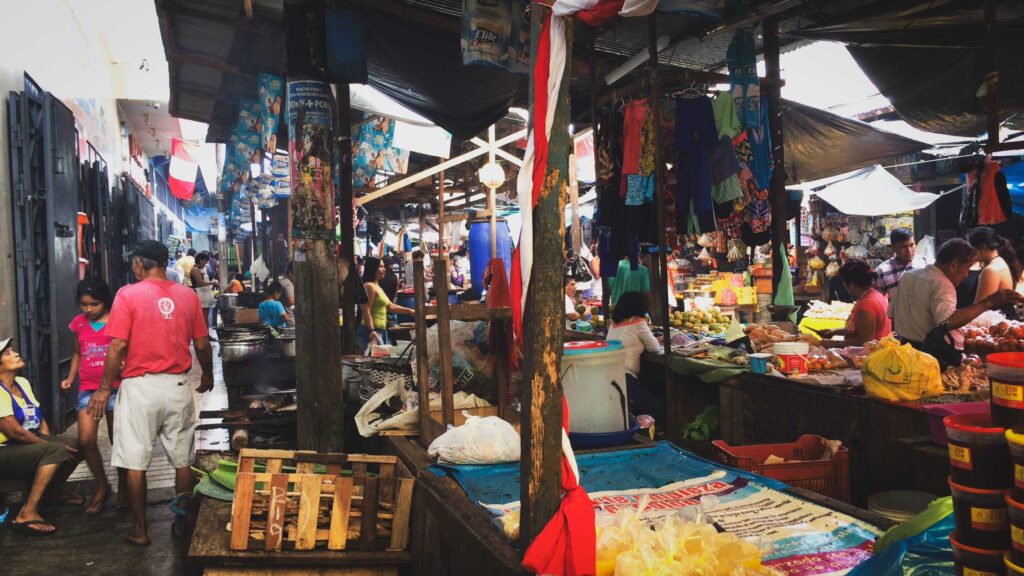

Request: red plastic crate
left=711, top=435, right=851, bottom=503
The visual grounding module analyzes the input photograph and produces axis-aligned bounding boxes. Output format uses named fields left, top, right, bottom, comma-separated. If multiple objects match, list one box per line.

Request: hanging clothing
left=620, top=99, right=649, bottom=197
left=747, top=102, right=773, bottom=190
left=712, top=92, right=741, bottom=139
left=675, top=96, right=719, bottom=234
left=976, top=158, right=1012, bottom=225
left=726, top=28, right=761, bottom=129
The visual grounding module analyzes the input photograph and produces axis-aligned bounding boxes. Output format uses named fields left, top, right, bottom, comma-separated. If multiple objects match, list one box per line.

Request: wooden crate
left=229, top=449, right=414, bottom=553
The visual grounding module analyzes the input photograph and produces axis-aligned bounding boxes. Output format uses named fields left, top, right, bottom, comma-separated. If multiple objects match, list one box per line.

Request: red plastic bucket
left=989, top=352, right=1024, bottom=429
left=951, top=531, right=1006, bottom=576
left=945, top=413, right=1012, bottom=489
left=950, top=477, right=1010, bottom=550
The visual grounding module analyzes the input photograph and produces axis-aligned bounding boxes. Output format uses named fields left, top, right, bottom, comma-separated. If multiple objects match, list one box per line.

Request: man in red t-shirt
left=88, top=240, right=213, bottom=546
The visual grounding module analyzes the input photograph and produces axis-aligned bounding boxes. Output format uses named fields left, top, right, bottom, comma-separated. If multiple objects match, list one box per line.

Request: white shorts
left=111, top=373, right=196, bottom=470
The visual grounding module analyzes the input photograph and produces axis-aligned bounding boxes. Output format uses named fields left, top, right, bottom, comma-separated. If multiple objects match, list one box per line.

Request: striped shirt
left=874, top=255, right=929, bottom=296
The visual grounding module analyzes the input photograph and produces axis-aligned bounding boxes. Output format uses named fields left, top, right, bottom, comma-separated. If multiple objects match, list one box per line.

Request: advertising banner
left=287, top=80, right=335, bottom=239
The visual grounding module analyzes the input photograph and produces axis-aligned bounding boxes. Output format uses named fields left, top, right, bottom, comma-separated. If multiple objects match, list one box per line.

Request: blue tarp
left=1003, top=160, right=1024, bottom=217
left=428, top=441, right=787, bottom=506
left=847, top=514, right=955, bottom=576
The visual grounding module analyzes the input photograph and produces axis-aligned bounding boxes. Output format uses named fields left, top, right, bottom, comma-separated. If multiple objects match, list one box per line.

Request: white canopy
left=802, top=165, right=951, bottom=216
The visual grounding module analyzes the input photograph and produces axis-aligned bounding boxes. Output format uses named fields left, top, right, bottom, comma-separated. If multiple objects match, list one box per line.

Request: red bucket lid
left=949, top=531, right=1007, bottom=555
left=1006, top=493, right=1024, bottom=512
left=564, top=341, right=608, bottom=350
left=944, top=413, right=1006, bottom=435
left=949, top=475, right=1010, bottom=496
left=989, top=352, right=1024, bottom=369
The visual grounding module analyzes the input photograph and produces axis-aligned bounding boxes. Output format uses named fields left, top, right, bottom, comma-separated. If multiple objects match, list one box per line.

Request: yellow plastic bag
left=861, top=336, right=943, bottom=401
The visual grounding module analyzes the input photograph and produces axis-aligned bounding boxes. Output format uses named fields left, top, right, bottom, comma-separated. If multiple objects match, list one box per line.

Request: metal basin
left=220, top=339, right=266, bottom=362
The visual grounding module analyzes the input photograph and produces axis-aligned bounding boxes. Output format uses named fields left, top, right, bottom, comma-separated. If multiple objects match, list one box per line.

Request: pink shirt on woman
left=845, top=288, right=892, bottom=341
left=69, top=314, right=120, bottom=391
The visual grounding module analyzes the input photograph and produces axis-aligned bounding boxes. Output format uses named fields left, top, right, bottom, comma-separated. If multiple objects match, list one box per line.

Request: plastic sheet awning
left=800, top=165, right=952, bottom=216
left=782, top=100, right=929, bottom=182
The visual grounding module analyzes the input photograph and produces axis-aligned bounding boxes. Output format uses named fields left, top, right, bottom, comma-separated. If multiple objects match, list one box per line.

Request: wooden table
left=640, top=352, right=949, bottom=504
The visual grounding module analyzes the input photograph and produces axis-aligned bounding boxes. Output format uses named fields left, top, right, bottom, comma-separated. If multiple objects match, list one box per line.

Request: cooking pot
left=216, top=323, right=270, bottom=342
left=277, top=336, right=295, bottom=357
left=220, top=339, right=266, bottom=362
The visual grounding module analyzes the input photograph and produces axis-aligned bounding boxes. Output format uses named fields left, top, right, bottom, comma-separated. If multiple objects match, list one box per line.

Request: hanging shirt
left=712, top=92, right=741, bottom=139
left=747, top=101, right=773, bottom=190
left=610, top=259, right=651, bottom=306
left=0, top=377, right=41, bottom=446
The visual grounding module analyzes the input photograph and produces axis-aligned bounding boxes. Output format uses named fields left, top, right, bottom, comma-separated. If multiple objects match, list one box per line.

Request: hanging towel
left=773, top=243, right=796, bottom=323
left=726, top=28, right=760, bottom=129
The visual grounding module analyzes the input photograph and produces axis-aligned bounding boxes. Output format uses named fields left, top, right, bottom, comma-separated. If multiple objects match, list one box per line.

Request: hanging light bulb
left=478, top=161, right=505, bottom=190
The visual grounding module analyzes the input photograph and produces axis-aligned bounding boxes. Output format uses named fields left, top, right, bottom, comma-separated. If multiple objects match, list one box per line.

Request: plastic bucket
left=921, top=402, right=991, bottom=446
left=945, top=413, right=1012, bottom=489
left=560, top=341, right=628, bottom=433
left=1008, top=553, right=1024, bottom=576
left=395, top=292, right=416, bottom=323
left=950, top=476, right=1011, bottom=549
left=775, top=342, right=809, bottom=375
left=749, top=353, right=772, bottom=375
left=1008, top=430, right=1024, bottom=501
left=951, top=532, right=1007, bottom=576
left=989, top=352, right=1024, bottom=429
left=867, top=491, right=937, bottom=523
left=468, top=218, right=512, bottom=293
left=1008, top=495, right=1024, bottom=566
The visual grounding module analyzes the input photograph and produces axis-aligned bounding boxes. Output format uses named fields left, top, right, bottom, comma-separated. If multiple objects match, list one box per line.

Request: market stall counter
left=382, top=436, right=895, bottom=576
left=644, top=350, right=955, bottom=503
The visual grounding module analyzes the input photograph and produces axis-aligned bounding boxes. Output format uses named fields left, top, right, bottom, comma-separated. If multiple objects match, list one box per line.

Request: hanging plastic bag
left=806, top=240, right=820, bottom=257
left=427, top=415, right=521, bottom=464
left=727, top=239, right=744, bottom=262
left=823, top=241, right=836, bottom=258
left=697, top=233, right=715, bottom=248
left=825, top=259, right=841, bottom=278
left=917, top=235, right=936, bottom=262
left=861, top=337, right=943, bottom=402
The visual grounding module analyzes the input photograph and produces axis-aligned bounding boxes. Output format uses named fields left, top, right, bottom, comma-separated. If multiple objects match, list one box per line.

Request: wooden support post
left=591, top=27, right=611, bottom=318
left=287, top=76, right=344, bottom=452
left=984, top=0, right=1000, bottom=151
left=413, top=260, right=431, bottom=437
left=764, top=17, right=789, bottom=294
left=520, top=5, right=570, bottom=549
left=438, top=169, right=446, bottom=253
left=648, top=13, right=674, bottom=429
left=433, top=257, right=455, bottom=428
left=337, top=83, right=358, bottom=354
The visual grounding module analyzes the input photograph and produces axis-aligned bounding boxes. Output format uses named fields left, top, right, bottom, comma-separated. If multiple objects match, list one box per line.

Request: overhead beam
left=355, top=129, right=527, bottom=206
left=345, top=0, right=460, bottom=33
left=469, top=137, right=524, bottom=167
left=160, top=1, right=283, bottom=36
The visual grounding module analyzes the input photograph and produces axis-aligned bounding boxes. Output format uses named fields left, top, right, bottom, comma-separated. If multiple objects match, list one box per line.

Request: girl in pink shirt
left=60, top=278, right=126, bottom=513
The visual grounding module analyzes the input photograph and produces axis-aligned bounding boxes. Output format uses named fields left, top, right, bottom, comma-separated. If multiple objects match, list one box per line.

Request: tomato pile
left=963, top=321, right=1024, bottom=355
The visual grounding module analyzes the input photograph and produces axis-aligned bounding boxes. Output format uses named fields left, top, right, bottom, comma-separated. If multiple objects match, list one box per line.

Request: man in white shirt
left=892, top=238, right=1023, bottom=347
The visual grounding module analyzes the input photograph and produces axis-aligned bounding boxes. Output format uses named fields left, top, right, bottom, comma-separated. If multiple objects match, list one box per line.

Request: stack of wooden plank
left=229, top=449, right=414, bottom=555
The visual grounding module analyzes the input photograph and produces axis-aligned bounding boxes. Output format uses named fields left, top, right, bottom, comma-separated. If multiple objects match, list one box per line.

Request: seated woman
left=820, top=258, right=892, bottom=348
left=0, top=338, right=84, bottom=536
left=605, top=291, right=664, bottom=424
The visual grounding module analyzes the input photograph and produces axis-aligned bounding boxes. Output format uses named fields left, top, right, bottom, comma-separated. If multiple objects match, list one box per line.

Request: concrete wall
left=0, top=0, right=122, bottom=341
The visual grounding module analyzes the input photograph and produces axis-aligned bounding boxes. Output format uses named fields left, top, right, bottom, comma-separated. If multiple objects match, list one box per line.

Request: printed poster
left=484, top=471, right=879, bottom=576
left=287, top=80, right=335, bottom=239
left=259, top=73, right=285, bottom=157
left=353, top=116, right=410, bottom=188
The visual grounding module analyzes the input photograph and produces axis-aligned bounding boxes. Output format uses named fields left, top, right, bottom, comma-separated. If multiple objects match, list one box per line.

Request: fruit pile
left=805, top=349, right=850, bottom=372
left=941, top=355, right=988, bottom=392
left=671, top=307, right=730, bottom=335
left=963, top=321, right=1024, bottom=355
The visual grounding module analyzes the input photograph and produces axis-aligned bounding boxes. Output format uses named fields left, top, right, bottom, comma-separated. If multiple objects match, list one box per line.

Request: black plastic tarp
left=848, top=45, right=1024, bottom=137
left=359, top=9, right=526, bottom=140
left=789, top=0, right=1024, bottom=136
left=782, top=99, right=928, bottom=182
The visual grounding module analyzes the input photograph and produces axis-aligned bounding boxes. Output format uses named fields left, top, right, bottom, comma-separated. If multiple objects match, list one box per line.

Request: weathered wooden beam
left=355, top=130, right=527, bottom=206
left=764, top=17, right=789, bottom=294
left=337, top=83, right=359, bottom=355
left=520, top=5, right=569, bottom=550
left=984, top=0, right=1000, bottom=152
left=413, top=260, right=431, bottom=441
left=648, top=14, right=674, bottom=429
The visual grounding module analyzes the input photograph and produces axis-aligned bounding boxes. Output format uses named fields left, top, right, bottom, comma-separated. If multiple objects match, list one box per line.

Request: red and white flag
left=169, top=138, right=201, bottom=200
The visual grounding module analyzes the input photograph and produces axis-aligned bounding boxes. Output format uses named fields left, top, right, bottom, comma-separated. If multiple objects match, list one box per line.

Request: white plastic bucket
left=560, top=340, right=629, bottom=433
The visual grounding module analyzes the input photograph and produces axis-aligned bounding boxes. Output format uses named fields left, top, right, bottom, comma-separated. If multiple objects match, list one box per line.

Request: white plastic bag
left=427, top=415, right=520, bottom=464
left=917, top=235, right=936, bottom=262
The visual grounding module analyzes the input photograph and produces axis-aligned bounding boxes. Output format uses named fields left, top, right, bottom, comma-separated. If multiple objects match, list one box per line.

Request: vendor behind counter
left=605, top=291, right=664, bottom=424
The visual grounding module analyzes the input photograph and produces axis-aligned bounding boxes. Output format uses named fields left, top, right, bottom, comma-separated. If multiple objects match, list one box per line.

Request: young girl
left=60, top=278, right=126, bottom=514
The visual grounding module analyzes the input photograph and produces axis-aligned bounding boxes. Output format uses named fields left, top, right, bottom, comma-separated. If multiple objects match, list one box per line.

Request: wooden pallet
left=229, top=449, right=414, bottom=553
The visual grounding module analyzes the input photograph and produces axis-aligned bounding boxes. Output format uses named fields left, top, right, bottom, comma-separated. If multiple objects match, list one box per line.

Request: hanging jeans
left=675, top=96, right=719, bottom=234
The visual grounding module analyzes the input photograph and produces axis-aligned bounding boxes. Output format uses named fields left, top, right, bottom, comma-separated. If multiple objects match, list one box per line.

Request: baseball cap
left=131, top=240, right=169, bottom=263
left=0, top=338, right=13, bottom=354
